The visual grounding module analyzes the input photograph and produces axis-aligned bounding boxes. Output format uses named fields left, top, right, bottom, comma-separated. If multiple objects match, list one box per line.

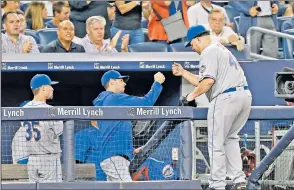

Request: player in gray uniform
left=172, top=25, right=251, bottom=190
left=22, top=74, right=63, bottom=183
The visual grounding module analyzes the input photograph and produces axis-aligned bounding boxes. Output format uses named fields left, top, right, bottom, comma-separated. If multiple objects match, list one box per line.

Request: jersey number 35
left=24, top=121, right=41, bottom=141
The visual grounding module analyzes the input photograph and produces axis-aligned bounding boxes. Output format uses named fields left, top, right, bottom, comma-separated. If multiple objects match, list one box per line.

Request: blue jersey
left=74, top=126, right=106, bottom=181
left=92, top=81, right=162, bottom=162
left=133, top=157, right=178, bottom=181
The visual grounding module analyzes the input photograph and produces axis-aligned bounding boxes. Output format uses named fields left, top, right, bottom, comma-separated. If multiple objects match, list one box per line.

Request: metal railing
left=246, top=26, right=294, bottom=60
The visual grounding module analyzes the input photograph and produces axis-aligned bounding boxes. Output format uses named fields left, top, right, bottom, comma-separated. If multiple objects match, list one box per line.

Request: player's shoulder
left=203, top=42, right=223, bottom=55
left=24, top=101, right=52, bottom=108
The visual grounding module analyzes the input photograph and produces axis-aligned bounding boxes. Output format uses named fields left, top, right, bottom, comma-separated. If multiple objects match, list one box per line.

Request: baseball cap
left=185, top=25, right=210, bottom=47
left=30, top=74, right=59, bottom=90
left=101, top=70, right=129, bottom=87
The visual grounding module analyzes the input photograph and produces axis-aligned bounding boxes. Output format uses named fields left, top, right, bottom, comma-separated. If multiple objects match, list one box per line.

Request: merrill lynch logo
left=128, top=108, right=182, bottom=117
left=49, top=107, right=103, bottom=117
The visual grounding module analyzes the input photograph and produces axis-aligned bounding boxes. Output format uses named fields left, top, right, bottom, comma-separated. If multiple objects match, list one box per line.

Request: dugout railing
left=1, top=106, right=294, bottom=190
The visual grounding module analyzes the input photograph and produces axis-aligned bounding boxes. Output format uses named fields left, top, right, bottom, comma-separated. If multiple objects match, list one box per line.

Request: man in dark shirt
left=42, top=20, right=85, bottom=53
left=69, top=1, right=111, bottom=39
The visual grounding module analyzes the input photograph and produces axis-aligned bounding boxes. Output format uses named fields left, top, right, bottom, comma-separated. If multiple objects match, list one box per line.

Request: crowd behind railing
left=1, top=1, right=294, bottom=58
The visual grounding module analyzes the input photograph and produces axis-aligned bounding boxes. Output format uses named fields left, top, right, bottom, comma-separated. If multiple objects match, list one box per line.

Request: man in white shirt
left=204, top=9, right=244, bottom=51
left=188, top=0, right=232, bottom=28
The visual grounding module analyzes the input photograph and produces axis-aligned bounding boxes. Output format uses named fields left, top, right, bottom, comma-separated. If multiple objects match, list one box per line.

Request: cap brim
left=185, top=41, right=191, bottom=47
left=50, top=81, right=59, bottom=85
left=120, top=76, right=129, bottom=83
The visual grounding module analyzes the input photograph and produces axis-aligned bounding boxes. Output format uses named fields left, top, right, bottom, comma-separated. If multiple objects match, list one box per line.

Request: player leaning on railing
left=92, top=70, right=165, bottom=182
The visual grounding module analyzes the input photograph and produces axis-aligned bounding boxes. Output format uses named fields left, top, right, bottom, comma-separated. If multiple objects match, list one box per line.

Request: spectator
left=16, top=10, right=26, bottom=34
left=188, top=0, right=232, bottom=28
left=230, top=1, right=279, bottom=58
left=45, top=1, right=71, bottom=28
left=281, top=3, right=294, bottom=32
left=76, top=16, right=129, bottom=53
left=25, top=2, right=48, bottom=30
left=2, top=11, right=39, bottom=53
left=148, top=1, right=194, bottom=43
left=21, top=1, right=54, bottom=17
left=42, top=20, right=85, bottom=53
left=1, top=1, right=20, bottom=16
left=107, top=2, right=116, bottom=22
left=92, top=70, right=165, bottom=181
left=69, top=1, right=111, bottom=39
left=204, top=9, right=244, bottom=51
left=111, top=1, right=145, bottom=46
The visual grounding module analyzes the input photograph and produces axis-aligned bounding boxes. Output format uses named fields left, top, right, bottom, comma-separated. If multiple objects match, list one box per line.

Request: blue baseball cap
left=185, top=25, right=210, bottom=47
left=101, top=70, right=129, bottom=87
left=30, top=74, right=59, bottom=90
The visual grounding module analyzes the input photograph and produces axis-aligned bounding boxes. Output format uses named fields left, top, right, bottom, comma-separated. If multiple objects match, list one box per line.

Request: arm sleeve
left=199, top=48, right=219, bottom=82
left=74, top=130, right=90, bottom=163
left=229, top=2, right=251, bottom=16
left=69, top=1, right=89, bottom=10
left=29, top=37, right=40, bottom=53
left=117, top=82, right=163, bottom=106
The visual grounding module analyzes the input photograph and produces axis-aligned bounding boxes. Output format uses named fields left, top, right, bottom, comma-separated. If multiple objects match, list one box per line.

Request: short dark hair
left=292, top=3, right=294, bottom=14
left=1, top=11, right=17, bottom=24
left=1, top=1, right=7, bottom=9
left=53, top=1, right=69, bottom=16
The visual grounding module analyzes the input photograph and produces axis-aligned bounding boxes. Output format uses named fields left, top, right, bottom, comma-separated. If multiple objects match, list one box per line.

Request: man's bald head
left=58, top=20, right=74, bottom=30
left=57, top=20, right=75, bottom=42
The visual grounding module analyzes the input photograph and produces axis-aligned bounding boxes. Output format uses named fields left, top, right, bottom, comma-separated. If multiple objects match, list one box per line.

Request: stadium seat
left=36, top=28, right=58, bottom=46
left=278, top=16, right=292, bottom=32
left=233, top=16, right=240, bottom=34
left=223, top=5, right=240, bottom=33
left=20, top=3, right=29, bottom=13
left=282, top=29, right=294, bottom=59
left=278, top=5, right=288, bottom=17
left=226, top=44, right=251, bottom=60
left=24, top=29, right=39, bottom=44
left=128, top=42, right=169, bottom=52
left=169, top=42, right=193, bottom=52
left=38, top=45, right=43, bottom=52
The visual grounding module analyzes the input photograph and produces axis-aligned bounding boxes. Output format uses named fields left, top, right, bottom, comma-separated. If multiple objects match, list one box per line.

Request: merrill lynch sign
left=128, top=107, right=182, bottom=117
left=2, top=107, right=184, bottom=120
left=49, top=107, right=103, bottom=117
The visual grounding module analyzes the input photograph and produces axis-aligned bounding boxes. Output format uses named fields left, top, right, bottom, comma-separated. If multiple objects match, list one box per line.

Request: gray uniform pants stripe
left=208, top=89, right=252, bottom=189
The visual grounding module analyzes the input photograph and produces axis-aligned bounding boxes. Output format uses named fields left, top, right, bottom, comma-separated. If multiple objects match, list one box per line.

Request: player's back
left=201, top=43, right=248, bottom=101
left=22, top=101, right=63, bottom=155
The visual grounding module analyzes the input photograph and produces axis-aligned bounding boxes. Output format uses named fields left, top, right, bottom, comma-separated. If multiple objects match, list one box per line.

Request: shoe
left=230, top=182, right=246, bottom=190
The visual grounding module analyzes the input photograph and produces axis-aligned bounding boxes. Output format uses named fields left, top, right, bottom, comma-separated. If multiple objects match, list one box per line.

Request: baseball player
left=22, top=74, right=63, bottom=183
left=92, top=70, right=165, bottom=181
left=173, top=25, right=252, bottom=190
left=12, top=101, right=30, bottom=164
